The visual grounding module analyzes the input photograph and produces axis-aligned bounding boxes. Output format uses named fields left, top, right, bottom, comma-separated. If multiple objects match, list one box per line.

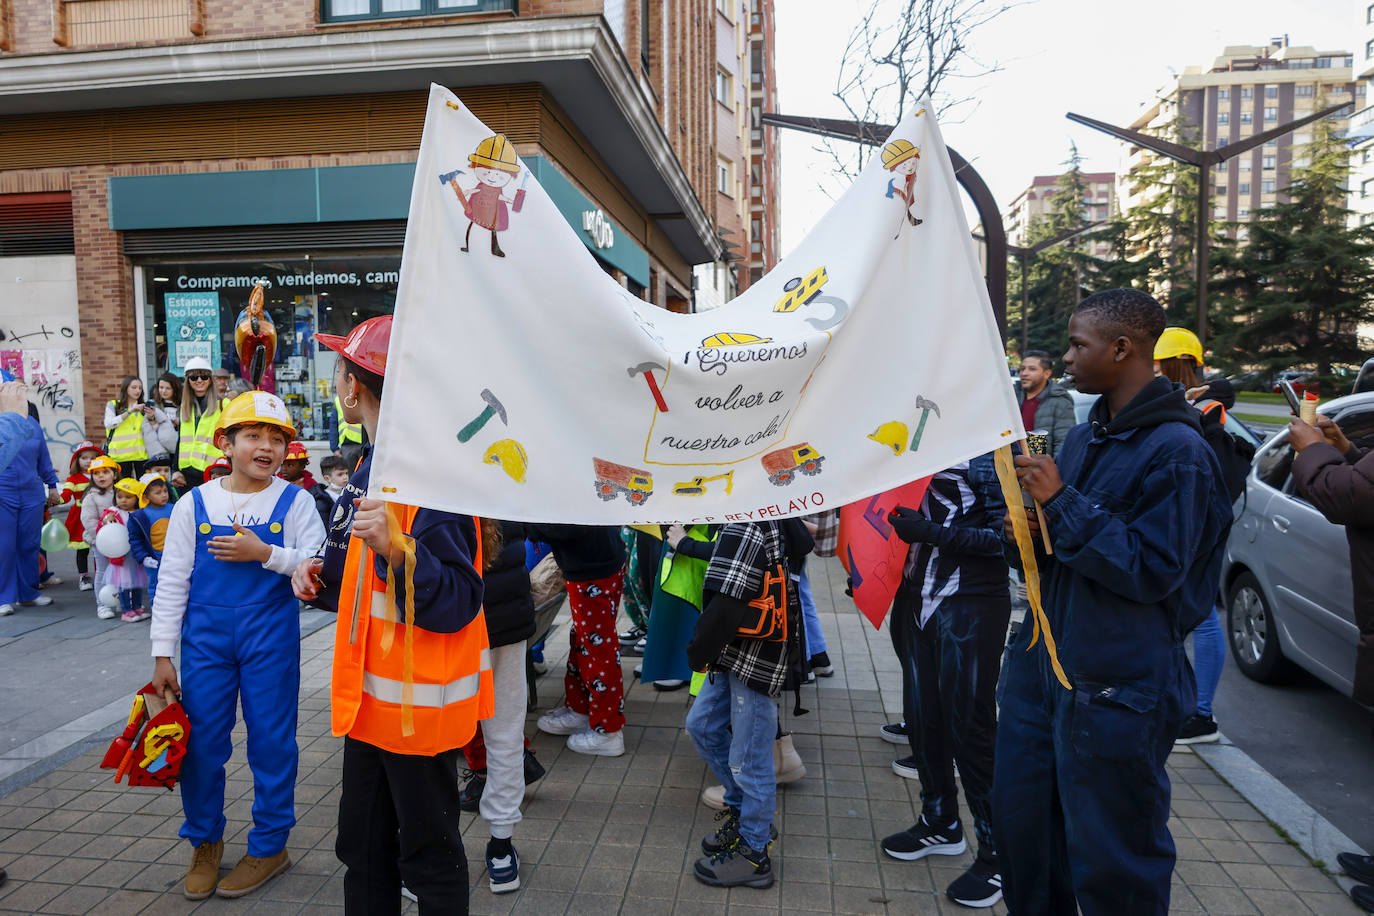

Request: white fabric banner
left=370, top=84, right=1025, bottom=524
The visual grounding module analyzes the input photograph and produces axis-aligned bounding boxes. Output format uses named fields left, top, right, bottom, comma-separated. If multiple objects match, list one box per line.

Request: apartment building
left=0, top=1, right=732, bottom=457
left=1118, top=40, right=1358, bottom=235
left=746, top=0, right=780, bottom=284
left=1352, top=4, right=1374, bottom=229
left=1004, top=171, right=1116, bottom=258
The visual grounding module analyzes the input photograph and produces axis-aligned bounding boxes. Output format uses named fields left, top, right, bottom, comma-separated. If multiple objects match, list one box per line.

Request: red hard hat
left=316, top=316, right=392, bottom=377
left=284, top=442, right=310, bottom=461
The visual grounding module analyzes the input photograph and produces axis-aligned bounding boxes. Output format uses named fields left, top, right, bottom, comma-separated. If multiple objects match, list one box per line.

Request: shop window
left=142, top=256, right=401, bottom=441
left=321, top=0, right=513, bottom=23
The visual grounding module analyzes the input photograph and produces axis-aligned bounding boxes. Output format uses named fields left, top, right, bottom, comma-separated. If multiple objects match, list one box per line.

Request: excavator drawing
left=672, top=470, right=735, bottom=497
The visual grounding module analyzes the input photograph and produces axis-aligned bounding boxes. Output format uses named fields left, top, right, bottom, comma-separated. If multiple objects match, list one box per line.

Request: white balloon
left=95, top=523, right=130, bottom=559
left=98, top=584, right=120, bottom=609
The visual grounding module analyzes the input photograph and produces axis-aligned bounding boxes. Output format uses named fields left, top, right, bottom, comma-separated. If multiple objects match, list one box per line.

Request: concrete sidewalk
left=0, top=555, right=1363, bottom=914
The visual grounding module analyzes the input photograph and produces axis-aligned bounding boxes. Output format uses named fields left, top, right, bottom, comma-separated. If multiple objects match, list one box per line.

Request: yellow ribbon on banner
left=380, top=502, right=420, bottom=737
left=993, top=445, right=1071, bottom=690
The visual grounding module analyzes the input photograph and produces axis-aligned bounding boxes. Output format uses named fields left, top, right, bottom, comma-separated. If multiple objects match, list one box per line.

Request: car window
left=1255, top=435, right=1295, bottom=490
left=1258, top=404, right=1374, bottom=497
left=1221, top=412, right=1261, bottom=449
left=1338, top=407, right=1374, bottom=451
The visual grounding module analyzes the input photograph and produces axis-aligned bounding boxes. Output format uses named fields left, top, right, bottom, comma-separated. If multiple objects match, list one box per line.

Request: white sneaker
left=79, top=577, right=94, bottom=592
left=0, top=604, right=14, bottom=617
left=21, top=595, right=53, bottom=607
left=97, top=606, right=117, bottom=620
left=536, top=706, right=589, bottom=736
left=566, top=728, right=624, bottom=757
left=701, top=784, right=727, bottom=810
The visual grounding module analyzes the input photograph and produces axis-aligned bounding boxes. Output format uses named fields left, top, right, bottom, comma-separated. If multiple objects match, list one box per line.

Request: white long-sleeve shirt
left=150, top=477, right=327, bottom=658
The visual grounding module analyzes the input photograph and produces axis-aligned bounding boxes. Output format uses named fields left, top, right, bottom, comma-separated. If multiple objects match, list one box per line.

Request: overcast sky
left=773, top=0, right=1353, bottom=252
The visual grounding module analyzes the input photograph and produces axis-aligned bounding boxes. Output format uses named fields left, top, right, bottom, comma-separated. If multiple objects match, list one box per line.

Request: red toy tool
left=100, top=683, right=191, bottom=790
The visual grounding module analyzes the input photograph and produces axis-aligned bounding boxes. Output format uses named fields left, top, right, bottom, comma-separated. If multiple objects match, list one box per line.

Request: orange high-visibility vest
left=331, top=507, right=493, bottom=756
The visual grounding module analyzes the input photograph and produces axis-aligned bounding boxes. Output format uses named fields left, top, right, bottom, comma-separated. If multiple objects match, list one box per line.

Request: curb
left=0, top=610, right=336, bottom=802
left=1192, top=735, right=1367, bottom=893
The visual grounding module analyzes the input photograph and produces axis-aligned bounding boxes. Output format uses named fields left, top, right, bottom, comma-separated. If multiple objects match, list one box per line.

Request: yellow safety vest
left=178, top=398, right=225, bottom=472
left=335, top=396, right=363, bottom=445
left=107, top=402, right=148, bottom=462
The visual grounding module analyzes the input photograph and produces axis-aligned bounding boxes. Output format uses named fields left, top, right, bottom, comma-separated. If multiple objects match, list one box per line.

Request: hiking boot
left=881, top=816, right=967, bottom=861
left=459, top=770, right=486, bottom=812
left=566, top=728, right=624, bottom=757
left=215, top=850, right=291, bottom=898
left=1175, top=713, right=1220, bottom=745
left=183, top=840, right=223, bottom=900
left=775, top=733, right=806, bottom=784
left=536, top=706, right=589, bottom=736
left=701, top=807, right=778, bottom=856
left=946, top=858, right=1003, bottom=908
left=694, top=839, right=774, bottom=888
left=880, top=721, right=909, bottom=744
left=523, top=748, right=546, bottom=785
left=486, top=838, right=520, bottom=894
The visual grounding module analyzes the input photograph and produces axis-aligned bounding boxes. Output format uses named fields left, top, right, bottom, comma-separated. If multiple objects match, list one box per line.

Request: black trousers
left=336, top=737, right=468, bottom=915
left=889, top=593, right=1010, bottom=863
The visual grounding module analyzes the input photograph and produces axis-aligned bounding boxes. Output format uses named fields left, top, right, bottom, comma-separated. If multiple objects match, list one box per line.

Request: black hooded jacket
left=482, top=520, right=537, bottom=648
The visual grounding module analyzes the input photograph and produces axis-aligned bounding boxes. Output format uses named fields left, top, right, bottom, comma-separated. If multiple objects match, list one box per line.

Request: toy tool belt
left=99, top=683, right=191, bottom=790
left=737, top=565, right=788, bottom=643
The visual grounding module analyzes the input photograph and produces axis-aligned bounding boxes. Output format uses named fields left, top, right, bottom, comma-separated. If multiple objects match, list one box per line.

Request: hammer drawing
left=457, top=389, right=508, bottom=443
left=628, top=361, right=669, bottom=412
left=438, top=170, right=470, bottom=209
left=909, top=395, right=941, bottom=453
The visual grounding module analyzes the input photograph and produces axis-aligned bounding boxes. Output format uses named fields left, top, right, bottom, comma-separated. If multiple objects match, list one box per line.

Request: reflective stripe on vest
left=334, top=397, right=363, bottom=445
left=178, top=400, right=224, bottom=471
left=107, top=403, right=148, bottom=461
left=331, top=508, right=493, bottom=756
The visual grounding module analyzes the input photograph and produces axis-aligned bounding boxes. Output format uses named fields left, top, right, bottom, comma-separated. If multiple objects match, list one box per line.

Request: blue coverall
left=993, top=377, right=1232, bottom=915
left=177, top=486, right=301, bottom=858
left=0, top=415, right=57, bottom=606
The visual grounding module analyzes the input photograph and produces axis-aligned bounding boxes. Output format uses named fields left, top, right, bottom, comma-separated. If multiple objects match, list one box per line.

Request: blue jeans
left=798, top=565, right=827, bottom=656
left=1192, top=608, right=1225, bottom=717
left=119, top=588, right=145, bottom=613
left=686, top=671, right=777, bottom=849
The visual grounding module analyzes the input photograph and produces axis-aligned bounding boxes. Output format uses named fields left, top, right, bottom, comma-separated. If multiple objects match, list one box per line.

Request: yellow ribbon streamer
left=380, top=502, right=419, bottom=737
left=993, top=445, right=1071, bottom=690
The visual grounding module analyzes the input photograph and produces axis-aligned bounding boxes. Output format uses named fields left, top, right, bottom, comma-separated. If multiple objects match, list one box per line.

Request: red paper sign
left=838, top=478, right=931, bottom=629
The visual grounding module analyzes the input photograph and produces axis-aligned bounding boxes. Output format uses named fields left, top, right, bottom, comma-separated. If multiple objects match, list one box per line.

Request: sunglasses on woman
left=186, top=372, right=211, bottom=381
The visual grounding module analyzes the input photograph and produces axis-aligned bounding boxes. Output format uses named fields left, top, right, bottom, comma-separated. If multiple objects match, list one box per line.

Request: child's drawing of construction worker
left=459, top=134, right=527, bottom=258
left=882, top=139, right=923, bottom=238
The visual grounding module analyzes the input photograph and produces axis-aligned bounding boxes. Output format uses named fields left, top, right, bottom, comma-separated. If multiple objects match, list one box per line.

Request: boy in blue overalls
left=150, top=391, right=327, bottom=901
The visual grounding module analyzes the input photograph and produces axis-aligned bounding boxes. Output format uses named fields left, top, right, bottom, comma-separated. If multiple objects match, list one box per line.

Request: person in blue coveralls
left=992, top=289, right=1232, bottom=915
left=0, top=376, right=60, bottom=617
left=149, top=391, right=326, bottom=902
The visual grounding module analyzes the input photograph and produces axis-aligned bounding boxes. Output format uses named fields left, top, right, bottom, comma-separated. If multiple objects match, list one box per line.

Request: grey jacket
left=1017, top=380, right=1077, bottom=457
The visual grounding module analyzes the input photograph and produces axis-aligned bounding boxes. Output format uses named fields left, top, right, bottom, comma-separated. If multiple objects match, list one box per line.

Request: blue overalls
left=177, top=485, right=301, bottom=858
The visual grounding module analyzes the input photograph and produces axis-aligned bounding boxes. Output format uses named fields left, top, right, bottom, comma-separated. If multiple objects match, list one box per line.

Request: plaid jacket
left=702, top=522, right=792, bottom=697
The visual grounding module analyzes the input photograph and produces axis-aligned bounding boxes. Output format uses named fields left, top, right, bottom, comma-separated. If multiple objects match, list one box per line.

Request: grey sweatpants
left=480, top=640, right=530, bottom=838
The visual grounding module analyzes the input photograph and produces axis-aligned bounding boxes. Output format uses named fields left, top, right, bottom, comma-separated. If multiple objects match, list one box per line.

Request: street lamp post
left=1066, top=102, right=1349, bottom=349
left=1007, top=221, right=1104, bottom=354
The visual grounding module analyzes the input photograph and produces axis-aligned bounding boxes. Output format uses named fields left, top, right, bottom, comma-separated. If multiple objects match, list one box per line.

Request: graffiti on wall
left=2, top=343, right=87, bottom=456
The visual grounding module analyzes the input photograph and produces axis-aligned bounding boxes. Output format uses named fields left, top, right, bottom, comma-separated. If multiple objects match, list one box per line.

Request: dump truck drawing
left=761, top=443, right=824, bottom=486
left=593, top=458, right=654, bottom=505
left=672, top=471, right=735, bottom=497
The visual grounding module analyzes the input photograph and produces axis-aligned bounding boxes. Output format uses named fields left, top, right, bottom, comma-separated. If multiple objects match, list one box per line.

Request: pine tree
left=1212, top=109, right=1374, bottom=383
left=1016, top=144, right=1097, bottom=357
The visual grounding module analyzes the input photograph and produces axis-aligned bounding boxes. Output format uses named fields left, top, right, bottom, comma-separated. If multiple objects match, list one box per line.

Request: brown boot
left=184, top=840, right=223, bottom=900
left=215, top=850, right=291, bottom=898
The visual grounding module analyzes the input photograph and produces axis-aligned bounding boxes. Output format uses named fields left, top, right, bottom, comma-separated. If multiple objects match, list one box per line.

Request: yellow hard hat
left=1155, top=327, right=1203, bottom=363
left=468, top=135, right=521, bottom=173
left=881, top=139, right=920, bottom=170
left=114, top=477, right=145, bottom=500
left=701, top=332, right=773, bottom=348
left=215, top=391, right=297, bottom=442
left=868, top=421, right=909, bottom=456
left=87, top=456, right=121, bottom=475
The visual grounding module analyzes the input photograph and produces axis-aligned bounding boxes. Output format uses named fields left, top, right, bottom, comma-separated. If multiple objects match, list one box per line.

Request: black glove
left=844, top=575, right=854, bottom=597
left=888, top=506, right=942, bottom=545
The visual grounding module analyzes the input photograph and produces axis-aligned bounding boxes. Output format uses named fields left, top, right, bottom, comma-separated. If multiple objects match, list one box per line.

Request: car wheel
left=1227, top=571, right=1286, bottom=683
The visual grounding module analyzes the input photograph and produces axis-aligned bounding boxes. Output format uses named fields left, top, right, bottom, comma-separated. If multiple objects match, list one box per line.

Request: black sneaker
left=1340, top=853, right=1374, bottom=885
left=880, top=722, right=908, bottom=744
left=523, top=749, right=546, bottom=785
left=458, top=770, right=486, bottom=812
left=809, top=652, right=834, bottom=677
left=1175, top=713, right=1219, bottom=745
left=946, top=859, right=1002, bottom=908
left=618, top=624, right=646, bottom=646
left=701, top=807, right=778, bottom=856
left=881, top=816, right=967, bottom=861
left=694, top=840, right=774, bottom=888
left=892, top=755, right=920, bottom=779
left=1353, top=884, right=1374, bottom=913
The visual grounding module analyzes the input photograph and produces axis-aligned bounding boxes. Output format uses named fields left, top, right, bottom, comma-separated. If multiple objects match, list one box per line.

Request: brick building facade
left=0, top=1, right=745, bottom=461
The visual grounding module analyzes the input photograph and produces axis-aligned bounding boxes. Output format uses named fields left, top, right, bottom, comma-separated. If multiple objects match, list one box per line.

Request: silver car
left=1221, top=391, right=1374, bottom=693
